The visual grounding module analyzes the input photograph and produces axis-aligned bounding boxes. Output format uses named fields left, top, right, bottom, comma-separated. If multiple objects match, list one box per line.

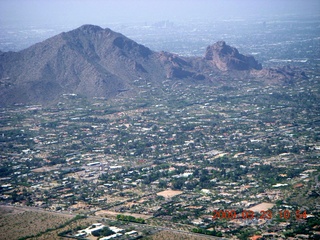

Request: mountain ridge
left=0, top=24, right=302, bottom=106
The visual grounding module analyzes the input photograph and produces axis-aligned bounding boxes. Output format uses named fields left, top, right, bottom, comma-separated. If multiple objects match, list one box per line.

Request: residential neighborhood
left=1, top=69, right=319, bottom=239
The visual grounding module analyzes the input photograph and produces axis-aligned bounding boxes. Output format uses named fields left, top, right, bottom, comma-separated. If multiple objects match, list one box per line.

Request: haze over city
left=1, top=0, right=319, bottom=51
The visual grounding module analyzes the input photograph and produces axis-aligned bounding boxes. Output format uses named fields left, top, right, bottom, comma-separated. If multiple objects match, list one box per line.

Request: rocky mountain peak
left=0, top=25, right=300, bottom=106
left=205, top=41, right=262, bottom=71
left=77, top=24, right=104, bottom=33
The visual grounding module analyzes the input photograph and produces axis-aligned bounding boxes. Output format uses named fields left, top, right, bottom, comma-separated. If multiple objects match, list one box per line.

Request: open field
left=248, top=202, right=275, bottom=212
left=156, top=190, right=183, bottom=198
left=34, top=218, right=95, bottom=240
left=0, top=205, right=98, bottom=240
left=0, top=205, right=72, bottom=240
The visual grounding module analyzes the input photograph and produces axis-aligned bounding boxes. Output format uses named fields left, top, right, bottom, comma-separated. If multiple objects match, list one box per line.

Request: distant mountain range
left=0, top=24, right=305, bottom=106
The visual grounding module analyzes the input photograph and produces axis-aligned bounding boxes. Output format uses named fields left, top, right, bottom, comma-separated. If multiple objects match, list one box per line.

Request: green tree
left=172, top=178, right=184, bottom=189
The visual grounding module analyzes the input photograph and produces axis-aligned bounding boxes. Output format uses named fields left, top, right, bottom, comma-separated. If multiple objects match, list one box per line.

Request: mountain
left=0, top=24, right=301, bottom=106
left=205, top=41, right=262, bottom=71
left=0, top=25, right=156, bottom=105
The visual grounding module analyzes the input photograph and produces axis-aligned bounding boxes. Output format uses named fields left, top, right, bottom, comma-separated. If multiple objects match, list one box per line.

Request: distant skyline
left=0, top=0, right=319, bottom=52
left=1, top=0, right=319, bottom=28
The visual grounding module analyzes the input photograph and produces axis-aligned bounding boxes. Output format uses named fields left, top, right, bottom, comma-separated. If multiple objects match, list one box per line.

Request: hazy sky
left=1, top=0, right=319, bottom=28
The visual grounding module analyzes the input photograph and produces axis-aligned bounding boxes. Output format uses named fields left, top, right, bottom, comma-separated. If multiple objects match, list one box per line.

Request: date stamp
left=212, top=209, right=307, bottom=220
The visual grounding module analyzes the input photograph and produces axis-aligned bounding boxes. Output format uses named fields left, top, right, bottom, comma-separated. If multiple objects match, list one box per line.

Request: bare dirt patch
left=248, top=202, right=275, bottom=212
left=156, top=189, right=183, bottom=198
left=31, top=165, right=60, bottom=173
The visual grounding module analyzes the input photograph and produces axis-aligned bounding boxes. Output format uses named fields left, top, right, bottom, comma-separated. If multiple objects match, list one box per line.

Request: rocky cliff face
left=205, top=41, right=262, bottom=71
left=0, top=25, right=300, bottom=106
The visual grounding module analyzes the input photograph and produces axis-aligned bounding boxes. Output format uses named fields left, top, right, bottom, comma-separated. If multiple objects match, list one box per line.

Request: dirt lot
left=156, top=189, right=183, bottom=198
left=31, top=165, right=60, bottom=173
left=248, top=202, right=275, bottom=212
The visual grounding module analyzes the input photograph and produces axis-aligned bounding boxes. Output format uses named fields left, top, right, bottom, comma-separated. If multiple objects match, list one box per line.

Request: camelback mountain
left=0, top=24, right=303, bottom=106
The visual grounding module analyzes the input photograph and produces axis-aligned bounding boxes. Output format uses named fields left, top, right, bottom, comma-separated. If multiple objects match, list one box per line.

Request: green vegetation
left=191, top=228, right=222, bottom=237
left=116, top=214, right=145, bottom=224
left=92, top=227, right=115, bottom=237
